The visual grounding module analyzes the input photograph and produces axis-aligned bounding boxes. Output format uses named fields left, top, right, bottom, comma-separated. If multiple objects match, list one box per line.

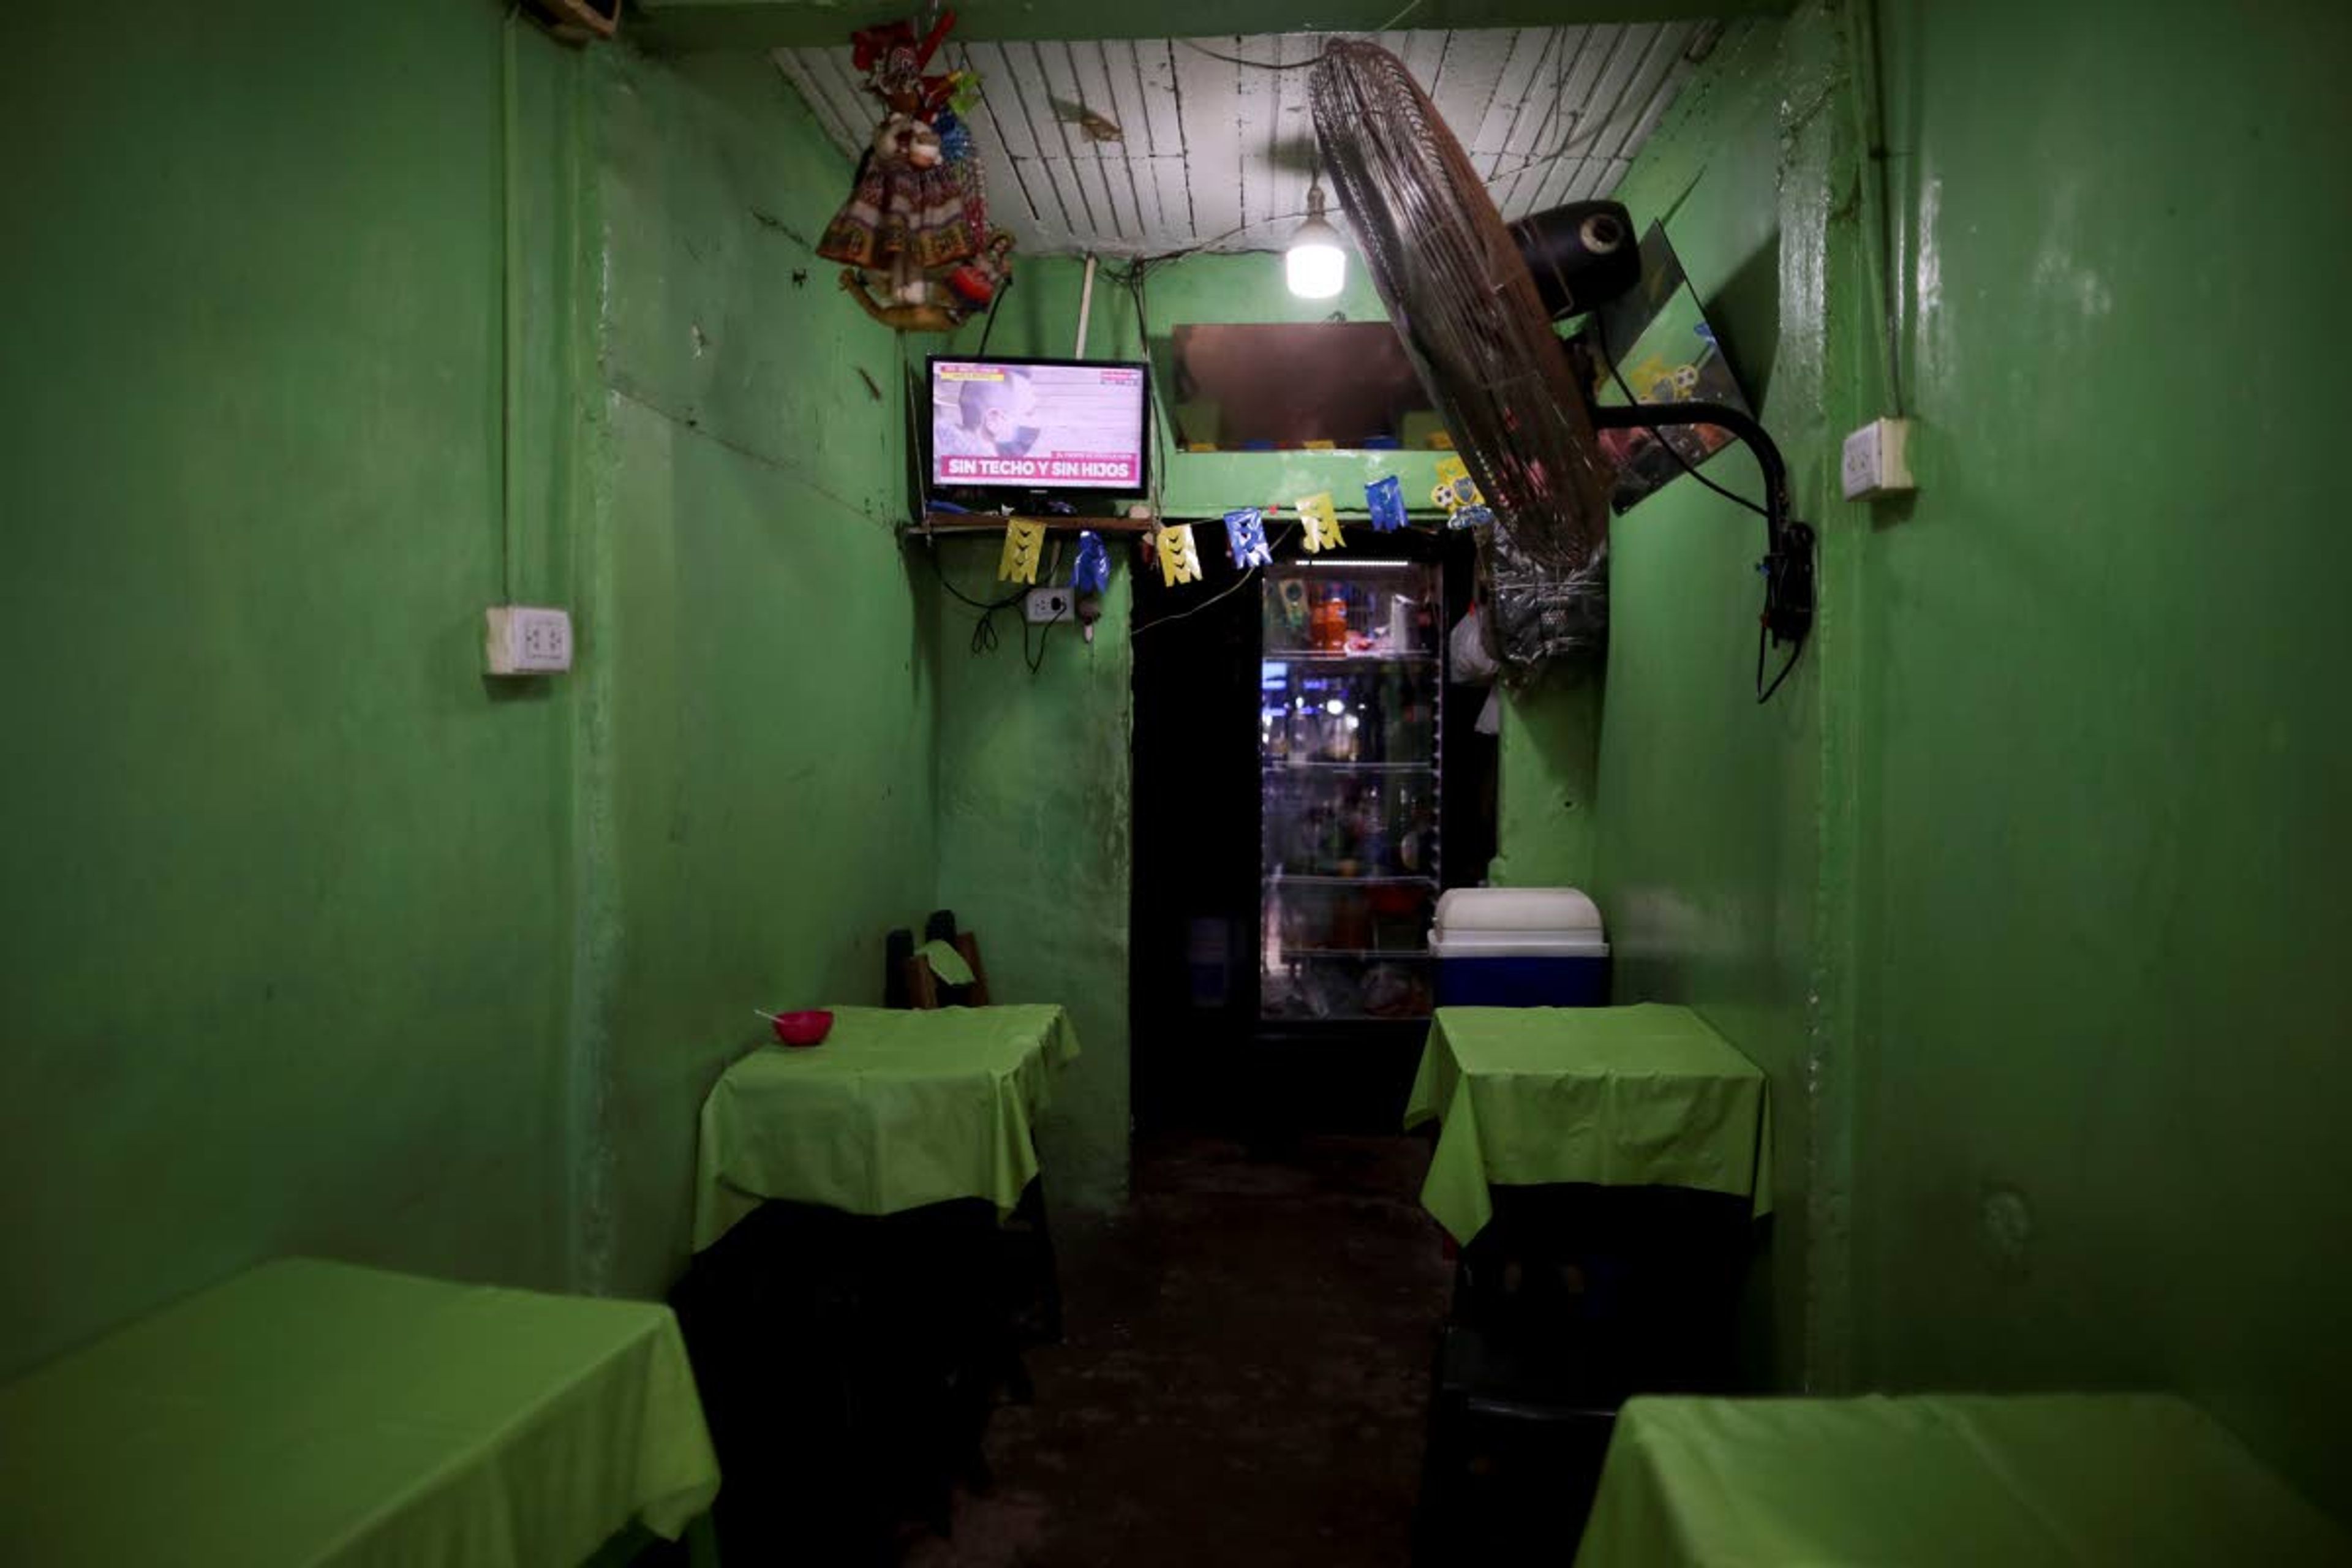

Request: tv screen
left=927, top=356, right=1150, bottom=496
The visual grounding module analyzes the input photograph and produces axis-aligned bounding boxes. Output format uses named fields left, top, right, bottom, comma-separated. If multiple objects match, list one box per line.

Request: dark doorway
left=1128, top=524, right=1494, bottom=1137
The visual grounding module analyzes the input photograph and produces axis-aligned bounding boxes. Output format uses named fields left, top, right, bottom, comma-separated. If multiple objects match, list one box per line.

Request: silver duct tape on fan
left=1486, top=529, right=1608, bottom=673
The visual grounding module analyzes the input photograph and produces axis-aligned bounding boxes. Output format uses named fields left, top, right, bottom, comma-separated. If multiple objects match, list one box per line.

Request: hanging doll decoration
left=820, top=9, right=1015, bottom=332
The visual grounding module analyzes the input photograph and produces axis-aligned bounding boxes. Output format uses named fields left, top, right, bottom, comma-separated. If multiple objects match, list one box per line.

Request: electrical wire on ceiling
left=1178, top=0, right=1425, bottom=72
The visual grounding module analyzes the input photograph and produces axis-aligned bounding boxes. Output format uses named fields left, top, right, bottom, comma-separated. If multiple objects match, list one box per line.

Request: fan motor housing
left=1510, top=202, right=1640, bottom=321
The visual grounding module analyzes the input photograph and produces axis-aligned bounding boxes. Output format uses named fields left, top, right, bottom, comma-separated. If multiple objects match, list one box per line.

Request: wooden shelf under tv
left=905, top=512, right=1160, bottom=540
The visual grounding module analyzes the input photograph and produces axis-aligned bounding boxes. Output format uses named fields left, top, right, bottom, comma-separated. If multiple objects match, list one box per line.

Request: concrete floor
left=902, top=1133, right=1452, bottom=1567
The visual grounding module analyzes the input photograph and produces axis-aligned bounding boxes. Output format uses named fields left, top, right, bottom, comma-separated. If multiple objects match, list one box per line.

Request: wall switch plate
left=1023, top=587, right=1074, bottom=624
left=1841, top=417, right=1915, bottom=501
left=484, top=605, right=573, bottom=675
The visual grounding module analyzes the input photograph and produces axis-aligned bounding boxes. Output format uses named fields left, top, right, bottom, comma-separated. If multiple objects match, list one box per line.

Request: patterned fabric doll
left=818, top=17, right=976, bottom=284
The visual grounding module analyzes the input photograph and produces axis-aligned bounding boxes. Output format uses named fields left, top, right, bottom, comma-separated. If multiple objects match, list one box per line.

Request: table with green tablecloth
left=694, top=1003, right=1080, bottom=1250
left=1574, top=1392, right=2350, bottom=1567
left=1403, top=1005, right=1773, bottom=1244
left=0, top=1258, right=719, bottom=1567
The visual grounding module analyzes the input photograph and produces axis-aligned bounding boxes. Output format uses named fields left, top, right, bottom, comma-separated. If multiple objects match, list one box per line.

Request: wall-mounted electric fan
left=1308, top=39, right=1815, bottom=700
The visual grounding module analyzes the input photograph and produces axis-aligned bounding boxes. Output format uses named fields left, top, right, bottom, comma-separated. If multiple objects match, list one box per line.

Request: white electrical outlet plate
left=1842, top=417, right=1915, bottom=501
left=484, top=605, right=573, bottom=675
left=1023, top=587, right=1074, bottom=624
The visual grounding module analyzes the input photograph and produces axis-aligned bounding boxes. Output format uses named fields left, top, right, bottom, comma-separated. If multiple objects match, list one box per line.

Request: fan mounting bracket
left=1589, top=399, right=1816, bottom=695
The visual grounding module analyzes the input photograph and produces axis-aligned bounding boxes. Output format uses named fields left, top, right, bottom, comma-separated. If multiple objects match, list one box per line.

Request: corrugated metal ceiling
left=775, top=24, right=1711, bottom=258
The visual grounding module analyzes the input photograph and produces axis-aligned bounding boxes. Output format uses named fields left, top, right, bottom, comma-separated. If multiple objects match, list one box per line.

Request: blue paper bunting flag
left=1224, top=508, right=1272, bottom=568
left=1366, top=475, right=1407, bottom=532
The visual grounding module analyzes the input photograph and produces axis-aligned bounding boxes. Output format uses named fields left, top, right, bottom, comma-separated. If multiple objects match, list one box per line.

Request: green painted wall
left=924, top=249, right=1455, bottom=1205
left=929, top=259, right=1145, bottom=1210
left=1493, top=0, right=2352, bottom=1512
left=1518, top=13, right=1853, bottom=1387
left=1487, top=677, right=1601, bottom=889
left=579, top=47, right=940, bottom=1292
left=1849, top=0, right=2352, bottom=1513
left=0, top=9, right=940, bottom=1367
left=963, top=250, right=1448, bottom=523
left=929, top=545, right=1134, bottom=1207
left=0, top=1, right=585, bottom=1371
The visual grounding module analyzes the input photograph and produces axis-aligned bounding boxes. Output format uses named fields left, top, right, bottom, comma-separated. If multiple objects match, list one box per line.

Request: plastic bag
left=1448, top=605, right=1500, bottom=687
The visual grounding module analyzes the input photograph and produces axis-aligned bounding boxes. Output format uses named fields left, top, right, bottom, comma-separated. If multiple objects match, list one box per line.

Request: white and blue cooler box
left=1430, top=888, right=1610, bottom=1008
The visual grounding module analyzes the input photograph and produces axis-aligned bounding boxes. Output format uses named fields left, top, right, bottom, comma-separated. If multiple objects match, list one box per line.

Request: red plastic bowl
left=770, top=1009, right=834, bottom=1047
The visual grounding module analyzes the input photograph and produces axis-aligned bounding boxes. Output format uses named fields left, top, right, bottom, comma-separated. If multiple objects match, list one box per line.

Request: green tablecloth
left=1575, top=1393, right=2351, bottom=1567
left=1403, top=1005, right=1773, bottom=1243
left=694, top=1003, right=1080, bottom=1250
left=0, top=1258, right=719, bottom=1567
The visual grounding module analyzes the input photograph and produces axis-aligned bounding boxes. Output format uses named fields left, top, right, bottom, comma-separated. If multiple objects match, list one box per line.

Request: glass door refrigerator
left=1259, top=557, right=1443, bottom=1023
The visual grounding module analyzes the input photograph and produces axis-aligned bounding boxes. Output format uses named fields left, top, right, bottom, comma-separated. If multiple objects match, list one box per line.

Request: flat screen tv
left=926, top=355, right=1151, bottom=502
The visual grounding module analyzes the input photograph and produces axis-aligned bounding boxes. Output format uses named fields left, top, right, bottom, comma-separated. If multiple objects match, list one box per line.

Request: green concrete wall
left=928, top=260, right=1145, bottom=1210
left=0, top=2, right=585, bottom=1371
left=1492, top=0, right=2352, bottom=1512
left=1487, top=677, right=1601, bottom=889
left=1532, top=13, right=1851, bottom=1387
left=0, top=9, right=939, bottom=1365
left=963, top=251, right=1449, bottom=522
left=579, top=47, right=940, bottom=1292
left=924, top=249, right=1457, bottom=1205
left=929, top=543, right=1134, bottom=1208
left=1850, top=0, right=2352, bottom=1513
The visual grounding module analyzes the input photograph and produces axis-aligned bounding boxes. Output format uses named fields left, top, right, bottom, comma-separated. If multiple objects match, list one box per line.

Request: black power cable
left=925, top=540, right=1028, bottom=655
left=1589, top=328, right=1770, bottom=519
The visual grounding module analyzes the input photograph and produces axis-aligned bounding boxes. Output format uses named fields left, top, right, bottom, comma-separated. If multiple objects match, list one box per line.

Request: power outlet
left=484, top=605, right=573, bottom=675
left=1023, top=587, right=1074, bottom=624
left=1841, top=417, right=1915, bottom=502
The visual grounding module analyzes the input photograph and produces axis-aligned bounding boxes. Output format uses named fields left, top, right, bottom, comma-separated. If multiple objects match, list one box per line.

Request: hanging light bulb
left=1286, top=181, right=1346, bottom=300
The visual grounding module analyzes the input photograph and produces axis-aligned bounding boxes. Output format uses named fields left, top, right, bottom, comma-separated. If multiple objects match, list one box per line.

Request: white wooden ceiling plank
left=1099, top=38, right=1183, bottom=240
left=1466, top=29, right=1556, bottom=172
left=1265, top=31, right=1327, bottom=231
left=1421, top=26, right=1515, bottom=173
left=1514, top=24, right=1616, bottom=212
left=962, top=43, right=1037, bottom=158
left=1147, top=40, right=1204, bottom=247
left=960, top=41, right=1076, bottom=254
left=1044, top=40, right=1141, bottom=245
left=1232, top=36, right=1277, bottom=242
left=1531, top=22, right=1687, bottom=212
left=1170, top=37, right=1243, bottom=246
left=1090, top=44, right=1164, bottom=239
left=1390, top=29, right=1449, bottom=89
left=802, top=48, right=888, bottom=158
left=1014, top=41, right=1115, bottom=241
left=1066, top=39, right=1154, bottom=242
left=1478, top=28, right=1570, bottom=211
left=1509, top=29, right=1604, bottom=213
left=1591, top=24, right=1688, bottom=165
left=1536, top=21, right=1672, bottom=212
left=942, top=25, right=1702, bottom=259
left=941, top=51, right=1048, bottom=252
left=1503, top=22, right=1645, bottom=214
left=1579, top=155, right=1636, bottom=205
left=1525, top=26, right=1611, bottom=209
left=771, top=50, right=862, bottom=157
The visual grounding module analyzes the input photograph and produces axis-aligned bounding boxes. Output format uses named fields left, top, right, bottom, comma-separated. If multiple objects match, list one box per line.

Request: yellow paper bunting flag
left=1158, top=523, right=1204, bottom=587
left=1297, top=492, right=1344, bottom=553
left=997, top=518, right=1047, bottom=584
left=1431, top=456, right=1483, bottom=515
